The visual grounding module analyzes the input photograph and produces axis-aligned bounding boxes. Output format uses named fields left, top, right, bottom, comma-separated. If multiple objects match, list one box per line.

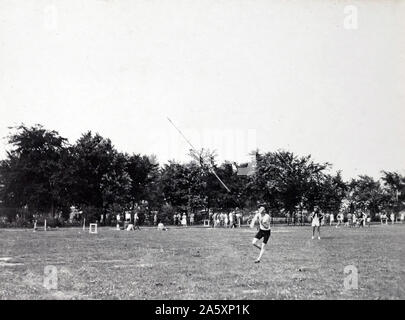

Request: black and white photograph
left=0, top=0, right=404, bottom=303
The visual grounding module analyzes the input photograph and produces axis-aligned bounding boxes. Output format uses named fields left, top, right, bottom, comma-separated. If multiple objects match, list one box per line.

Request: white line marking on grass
left=0, top=257, right=13, bottom=261
left=0, top=257, right=24, bottom=266
left=0, top=262, right=24, bottom=267
left=242, top=289, right=261, bottom=294
left=88, top=259, right=131, bottom=263
left=111, top=263, right=154, bottom=268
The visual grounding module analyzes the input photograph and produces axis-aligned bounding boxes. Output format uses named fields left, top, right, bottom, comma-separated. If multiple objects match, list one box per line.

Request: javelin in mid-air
left=167, top=117, right=231, bottom=193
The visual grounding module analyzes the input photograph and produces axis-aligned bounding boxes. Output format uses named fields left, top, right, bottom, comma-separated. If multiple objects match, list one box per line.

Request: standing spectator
left=134, top=211, right=140, bottom=230
left=235, top=209, right=242, bottom=228
left=125, top=210, right=131, bottom=222
left=310, top=206, right=323, bottom=240
left=208, top=209, right=214, bottom=227
left=177, top=213, right=181, bottom=226
left=214, top=213, right=220, bottom=228
left=336, top=212, right=344, bottom=228
left=356, top=211, right=363, bottom=228
left=296, top=211, right=302, bottom=226
left=181, top=213, right=187, bottom=227
left=390, top=212, right=395, bottom=225
left=400, top=212, right=405, bottom=224
left=347, top=212, right=352, bottom=227
left=224, top=212, right=229, bottom=228
left=357, top=211, right=365, bottom=228
left=190, top=212, right=195, bottom=226
left=352, top=212, right=357, bottom=226
left=219, top=212, right=225, bottom=227
left=116, top=213, right=121, bottom=230
left=329, top=213, right=334, bottom=226
left=153, top=212, right=158, bottom=226
left=229, top=210, right=235, bottom=228
left=362, top=211, right=368, bottom=227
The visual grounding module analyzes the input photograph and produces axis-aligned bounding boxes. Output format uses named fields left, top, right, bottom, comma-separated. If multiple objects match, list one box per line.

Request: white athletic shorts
left=312, top=218, right=320, bottom=227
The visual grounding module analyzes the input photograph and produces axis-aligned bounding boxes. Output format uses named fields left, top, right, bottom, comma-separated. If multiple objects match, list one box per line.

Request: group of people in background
left=114, top=205, right=404, bottom=232
left=209, top=208, right=243, bottom=228
left=322, top=210, right=404, bottom=228
left=171, top=212, right=194, bottom=227
left=325, top=211, right=370, bottom=228
left=116, top=210, right=140, bottom=231
left=379, top=211, right=404, bottom=225
left=169, top=209, right=244, bottom=228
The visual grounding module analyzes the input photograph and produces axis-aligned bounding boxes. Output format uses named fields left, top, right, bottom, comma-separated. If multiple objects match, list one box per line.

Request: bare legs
left=252, top=238, right=266, bottom=262
left=312, top=226, right=321, bottom=239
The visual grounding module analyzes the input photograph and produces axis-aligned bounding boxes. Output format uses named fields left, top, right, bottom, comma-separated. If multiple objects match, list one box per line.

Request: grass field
left=0, top=224, right=404, bottom=300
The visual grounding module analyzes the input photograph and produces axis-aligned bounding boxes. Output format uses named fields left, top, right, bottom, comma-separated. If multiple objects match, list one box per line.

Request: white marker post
left=89, top=223, right=98, bottom=234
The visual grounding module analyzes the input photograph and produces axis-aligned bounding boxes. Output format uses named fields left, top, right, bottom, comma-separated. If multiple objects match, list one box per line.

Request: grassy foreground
left=0, top=224, right=404, bottom=299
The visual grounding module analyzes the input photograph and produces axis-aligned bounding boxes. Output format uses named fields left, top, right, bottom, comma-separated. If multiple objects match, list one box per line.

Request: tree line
left=0, top=124, right=404, bottom=226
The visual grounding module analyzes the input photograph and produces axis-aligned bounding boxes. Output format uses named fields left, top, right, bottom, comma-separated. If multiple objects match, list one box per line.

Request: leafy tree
left=126, top=154, right=162, bottom=209
left=69, top=132, right=131, bottom=222
left=381, top=171, right=405, bottom=212
left=101, top=152, right=132, bottom=212
left=205, top=161, right=239, bottom=210
left=251, top=150, right=330, bottom=216
left=348, top=175, right=388, bottom=217
left=316, top=171, right=347, bottom=214
left=1, top=123, right=404, bottom=226
left=0, top=124, right=69, bottom=217
left=160, top=161, right=202, bottom=212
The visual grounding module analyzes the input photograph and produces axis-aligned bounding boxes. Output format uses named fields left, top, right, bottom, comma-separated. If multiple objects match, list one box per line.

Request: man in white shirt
left=329, top=213, right=334, bottom=226
left=235, top=208, right=242, bottom=228
left=116, top=213, right=121, bottom=230
left=250, top=206, right=271, bottom=263
left=229, top=211, right=235, bottom=228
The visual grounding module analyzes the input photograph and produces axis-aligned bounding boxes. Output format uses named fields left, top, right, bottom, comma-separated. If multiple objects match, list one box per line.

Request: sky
left=0, top=0, right=404, bottom=180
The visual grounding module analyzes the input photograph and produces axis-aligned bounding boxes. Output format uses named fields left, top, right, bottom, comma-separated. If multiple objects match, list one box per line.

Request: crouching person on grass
left=157, top=222, right=167, bottom=231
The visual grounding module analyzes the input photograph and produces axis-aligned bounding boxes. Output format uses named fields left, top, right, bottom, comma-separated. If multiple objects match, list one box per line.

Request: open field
left=0, top=224, right=404, bottom=299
